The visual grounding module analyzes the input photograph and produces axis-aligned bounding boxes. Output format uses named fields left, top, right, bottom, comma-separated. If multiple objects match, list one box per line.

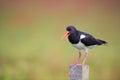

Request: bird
left=63, top=26, right=107, bottom=65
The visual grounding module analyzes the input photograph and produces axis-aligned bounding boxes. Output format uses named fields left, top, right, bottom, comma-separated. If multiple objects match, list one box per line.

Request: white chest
left=72, top=34, right=87, bottom=50
left=72, top=41, right=86, bottom=50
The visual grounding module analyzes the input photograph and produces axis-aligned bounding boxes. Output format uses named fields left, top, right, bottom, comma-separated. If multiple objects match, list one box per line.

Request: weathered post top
left=69, top=64, right=89, bottom=80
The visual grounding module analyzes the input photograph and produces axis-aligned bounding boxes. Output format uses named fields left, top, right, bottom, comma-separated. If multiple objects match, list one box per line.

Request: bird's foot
left=76, top=64, right=83, bottom=66
left=73, top=60, right=85, bottom=66
left=73, top=63, right=85, bottom=66
left=70, top=63, right=82, bottom=66
left=72, top=61, right=83, bottom=66
left=74, top=60, right=85, bottom=66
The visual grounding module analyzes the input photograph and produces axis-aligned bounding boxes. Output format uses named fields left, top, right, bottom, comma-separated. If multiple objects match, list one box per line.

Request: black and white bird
left=63, top=26, right=107, bottom=65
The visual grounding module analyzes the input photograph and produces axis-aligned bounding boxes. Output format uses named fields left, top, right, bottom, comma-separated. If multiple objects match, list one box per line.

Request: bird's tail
left=97, top=39, right=108, bottom=45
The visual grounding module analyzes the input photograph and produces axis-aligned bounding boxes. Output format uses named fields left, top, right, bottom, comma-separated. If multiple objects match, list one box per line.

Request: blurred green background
left=0, top=0, right=120, bottom=80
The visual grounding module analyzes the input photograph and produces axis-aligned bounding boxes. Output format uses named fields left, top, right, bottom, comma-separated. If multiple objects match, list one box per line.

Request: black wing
left=81, top=35, right=102, bottom=46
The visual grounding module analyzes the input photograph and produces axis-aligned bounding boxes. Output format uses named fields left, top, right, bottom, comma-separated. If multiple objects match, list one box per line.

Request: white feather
left=80, top=34, right=86, bottom=39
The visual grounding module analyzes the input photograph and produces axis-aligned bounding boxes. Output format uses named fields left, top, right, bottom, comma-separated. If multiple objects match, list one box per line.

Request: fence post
left=69, top=64, right=89, bottom=80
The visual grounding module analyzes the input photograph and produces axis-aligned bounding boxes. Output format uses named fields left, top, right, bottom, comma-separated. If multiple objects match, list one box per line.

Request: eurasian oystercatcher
left=63, top=26, right=107, bottom=65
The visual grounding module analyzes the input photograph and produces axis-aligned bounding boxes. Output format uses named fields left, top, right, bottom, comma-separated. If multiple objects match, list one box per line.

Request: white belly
left=72, top=41, right=97, bottom=51
left=72, top=41, right=86, bottom=50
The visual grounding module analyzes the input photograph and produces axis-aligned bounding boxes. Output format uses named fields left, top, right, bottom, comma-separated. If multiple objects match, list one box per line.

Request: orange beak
left=61, top=31, right=70, bottom=40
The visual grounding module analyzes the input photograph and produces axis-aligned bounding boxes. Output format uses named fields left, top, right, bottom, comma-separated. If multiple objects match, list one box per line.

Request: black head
left=66, top=26, right=77, bottom=34
left=66, top=26, right=79, bottom=44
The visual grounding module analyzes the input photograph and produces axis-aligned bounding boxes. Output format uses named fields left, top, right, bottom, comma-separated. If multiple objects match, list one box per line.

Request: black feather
left=97, top=39, right=107, bottom=45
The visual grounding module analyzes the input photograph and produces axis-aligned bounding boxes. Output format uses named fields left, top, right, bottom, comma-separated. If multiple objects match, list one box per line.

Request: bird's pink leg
left=74, top=51, right=81, bottom=65
left=82, top=52, right=88, bottom=65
